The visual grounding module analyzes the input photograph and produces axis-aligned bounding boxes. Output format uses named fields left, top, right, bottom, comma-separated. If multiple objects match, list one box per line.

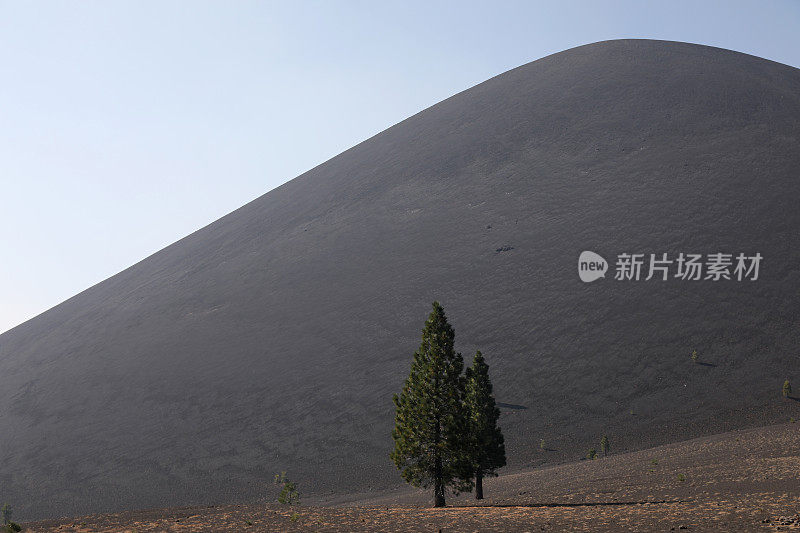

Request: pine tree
left=464, top=350, right=506, bottom=499
left=783, top=379, right=792, bottom=398
left=600, top=435, right=610, bottom=457
left=391, top=302, right=472, bottom=507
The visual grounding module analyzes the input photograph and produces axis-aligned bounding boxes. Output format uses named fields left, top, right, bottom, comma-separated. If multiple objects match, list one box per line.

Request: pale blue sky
left=1, top=1, right=798, bottom=334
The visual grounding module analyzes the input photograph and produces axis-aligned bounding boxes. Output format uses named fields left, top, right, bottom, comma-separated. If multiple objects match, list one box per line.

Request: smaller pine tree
left=540, top=439, right=546, bottom=451
left=464, top=351, right=506, bottom=500
left=587, top=448, right=597, bottom=460
left=0, top=504, right=17, bottom=533
left=691, top=350, right=698, bottom=364
left=783, top=380, right=792, bottom=398
left=600, top=435, right=610, bottom=457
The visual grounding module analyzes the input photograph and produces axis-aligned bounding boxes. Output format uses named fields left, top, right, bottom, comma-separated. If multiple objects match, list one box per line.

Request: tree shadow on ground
left=497, top=403, right=527, bottom=410
left=452, top=499, right=681, bottom=508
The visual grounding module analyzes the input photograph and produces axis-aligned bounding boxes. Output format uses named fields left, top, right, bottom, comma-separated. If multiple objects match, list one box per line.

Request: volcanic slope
left=2, top=39, right=800, bottom=519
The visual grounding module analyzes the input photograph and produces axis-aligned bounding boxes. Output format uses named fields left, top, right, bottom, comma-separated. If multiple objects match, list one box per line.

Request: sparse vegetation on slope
left=23, top=422, right=800, bottom=532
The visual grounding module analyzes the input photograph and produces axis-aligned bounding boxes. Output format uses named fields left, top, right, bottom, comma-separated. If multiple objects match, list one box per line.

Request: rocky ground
left=22, top=421, right=800, bottom=531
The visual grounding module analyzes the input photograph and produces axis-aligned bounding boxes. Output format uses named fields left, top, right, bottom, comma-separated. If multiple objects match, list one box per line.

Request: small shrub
left=587, top=448, right=597, bottom=460
left=790, top=417, right=796, bottom=423
left=651, top=459, right=659, bottom=466
left=677, top=473, right=686, bottom=482
left=2, top=523, right=21, bottom=533
left=691, top=350, right=698, bottom=363
left=783, top=380, right=792, bottom=398
left=540, top=439, right=546, bottom=451
left=245, top=520, right=253, bottom=526
left=290, top=512, right=300, bottom=522
left=279, top=482, right=300, bottom=505
left=274, top=472, right=300, bottom=505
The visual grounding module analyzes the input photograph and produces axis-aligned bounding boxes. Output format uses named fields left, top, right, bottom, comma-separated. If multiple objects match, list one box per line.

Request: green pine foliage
left=464, top=350, right=507, bottom=499
left=783, top=380, right=792, bottom=398
left=391, top=302, right=472, bottom=507
left=274, top=472, right=300, bottom=505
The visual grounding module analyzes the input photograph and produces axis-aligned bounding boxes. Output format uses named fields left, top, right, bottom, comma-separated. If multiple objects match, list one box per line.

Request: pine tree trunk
left=434, top=484, right=445, bottom=507
left=475, top=472, right=484, bottom=500
left=433, top=402, right=446, bottom=507
left=434, top=454, right=445, bottom=507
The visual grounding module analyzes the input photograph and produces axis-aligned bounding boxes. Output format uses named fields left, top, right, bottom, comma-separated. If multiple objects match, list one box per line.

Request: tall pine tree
left=391, top=302, right=472, bottom=507
left=464, top=350, right=506, bottom=499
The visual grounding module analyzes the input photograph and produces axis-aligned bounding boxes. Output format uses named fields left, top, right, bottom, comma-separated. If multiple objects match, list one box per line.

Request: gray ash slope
left=3, top=39, right=800, bottom=519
